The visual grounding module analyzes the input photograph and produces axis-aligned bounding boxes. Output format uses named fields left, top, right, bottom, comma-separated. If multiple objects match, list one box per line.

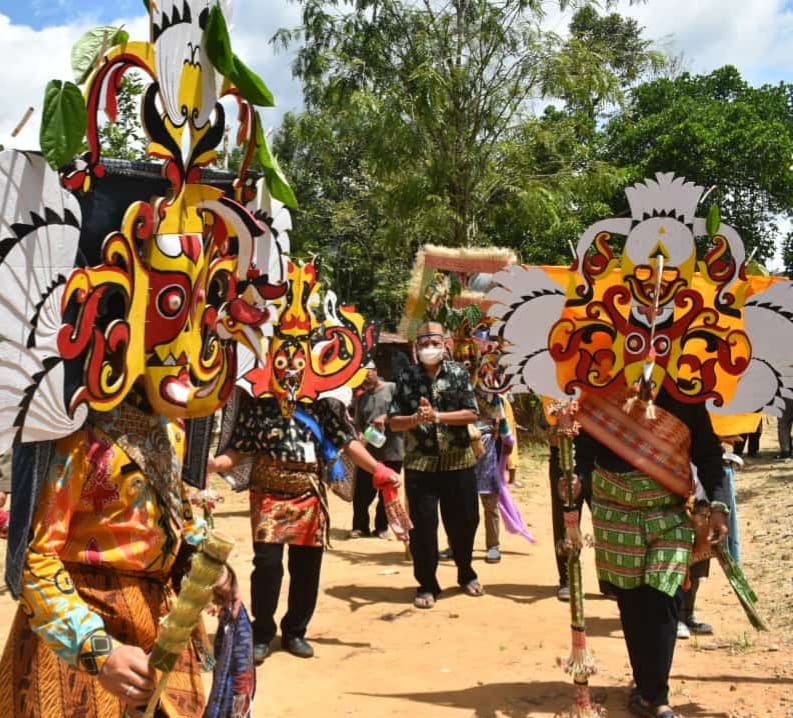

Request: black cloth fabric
left=250, top=541, right=323, bottom=644
left=574, top=388, right=728, bottom=504
left=405, top=467, right=479, bottom=596
left=352, top=460, right=403, bottom=535
left=354, top=383, right=403, bottom=462
left=228, top=395, right=354, bottom=463
left=611, top=582, right=680, bottom=707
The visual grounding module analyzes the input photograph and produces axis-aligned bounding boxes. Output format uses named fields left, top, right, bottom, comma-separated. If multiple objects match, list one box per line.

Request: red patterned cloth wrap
left=249, top=458, right=324, bottom=547
left=371, top=462, right=412, bottom=541
left=577, top=389, right=693, bottom=498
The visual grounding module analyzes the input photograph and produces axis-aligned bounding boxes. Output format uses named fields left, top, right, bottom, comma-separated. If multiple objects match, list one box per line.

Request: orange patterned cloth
left=250, top=461, right=325, bottom=546
left=0, top=401, right=207, bottom=716
left=0, top=564, right=205, bottom=718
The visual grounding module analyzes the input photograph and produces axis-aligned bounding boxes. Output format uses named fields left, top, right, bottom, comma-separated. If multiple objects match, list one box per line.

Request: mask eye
left=294, top=357, right=306, bottom=370
left=157, top=287, right=186, bottom=318
left=274, top=356, right=288, bottom=369
left=157, top=234, right=183, bottom=258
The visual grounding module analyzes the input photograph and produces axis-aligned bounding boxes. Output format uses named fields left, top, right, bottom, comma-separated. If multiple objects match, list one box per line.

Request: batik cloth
left=0, top=563, right=206, bottom=718
left=249, top=459, right=325, bottom=547
left=228, top=396, right=354, bottom=547
left=389, top=360, right=479, bottom=472
left=0, top=400, right=206, bottom=716
left=205, top=605, right=255, bottom=718
left=591, top=467, right=694, bottom=597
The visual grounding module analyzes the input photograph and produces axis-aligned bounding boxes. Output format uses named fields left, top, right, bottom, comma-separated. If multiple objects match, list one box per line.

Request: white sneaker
left=677, top=621, right=691, bottom=639
left=485, top=546, right=501, bottom=563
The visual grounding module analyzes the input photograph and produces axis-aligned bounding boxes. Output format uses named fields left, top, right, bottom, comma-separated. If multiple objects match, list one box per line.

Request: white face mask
left=418, top=346, right=444, bottom=365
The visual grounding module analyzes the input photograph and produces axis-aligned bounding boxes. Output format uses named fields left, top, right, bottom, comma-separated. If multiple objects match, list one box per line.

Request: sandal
left=462, top=580, right=485, bottom=597
left=628, top=695, right=678, bottom=718
left=413, top=592, right=435, bottom=609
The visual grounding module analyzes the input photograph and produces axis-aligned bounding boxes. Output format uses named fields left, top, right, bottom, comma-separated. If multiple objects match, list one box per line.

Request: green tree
left=544, top=5, right=666, bottom=134
left=276, top=0, right=639, bottom=250
left=94, top=74, right=146, bottom=160
left=479, top=5, right=666, bottom=264
left=604, top=66, right=793, bottom=263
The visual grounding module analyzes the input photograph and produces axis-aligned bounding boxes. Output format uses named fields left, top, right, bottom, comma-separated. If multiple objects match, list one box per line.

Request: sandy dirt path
left=0, top=437, right=790, bottom=717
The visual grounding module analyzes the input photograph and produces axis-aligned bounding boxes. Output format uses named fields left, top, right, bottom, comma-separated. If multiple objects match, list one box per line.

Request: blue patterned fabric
left=204, top=605, right=256, bottom=718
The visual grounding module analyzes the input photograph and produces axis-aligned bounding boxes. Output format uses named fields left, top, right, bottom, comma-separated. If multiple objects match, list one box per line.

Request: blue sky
left=0, top=0, right=145, bottom=29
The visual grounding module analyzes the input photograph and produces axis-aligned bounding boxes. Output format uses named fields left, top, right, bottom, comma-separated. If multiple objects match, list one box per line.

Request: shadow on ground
left=348, top=680, right=727, bottom=718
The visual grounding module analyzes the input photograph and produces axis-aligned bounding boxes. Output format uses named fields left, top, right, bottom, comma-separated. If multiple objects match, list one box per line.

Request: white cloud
left=0, top=2, right=304, bottom=152
left=614, top=0, right=793, bottom=84
left=3, top=0, right=791, bottom=153
left=0, top=13, right=150, bottom=150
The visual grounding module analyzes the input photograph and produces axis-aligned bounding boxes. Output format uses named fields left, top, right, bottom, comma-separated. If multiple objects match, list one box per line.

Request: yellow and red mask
left=239, top=261, right=377, bottom=415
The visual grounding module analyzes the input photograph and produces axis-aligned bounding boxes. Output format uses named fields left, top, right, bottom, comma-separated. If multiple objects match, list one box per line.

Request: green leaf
left=205, top=4, right=234, bottom=76
left=204, top=3, right=274, bottom=106
left=706, top=204, right=721, bottom=237
left=40, top=80, right=87, bottom=170
left=71, top=26, right=129, bottom=85
left=230, top=55, right=275, bottom=107
left=142, top=0, right=149, bottom=10
left=254, top=114, right=297, bottom=208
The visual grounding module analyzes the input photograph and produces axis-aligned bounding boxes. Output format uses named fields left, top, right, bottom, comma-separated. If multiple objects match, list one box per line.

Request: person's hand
left=98, top=645, right=157, bottom=706
left=557, top=474, right=582, bottom=503
left=372, top=414, right=387, bottom=431
left=708, top=508, right=729, bottom=545
left=508, top=468, right=517, bottom=485
left=384, top=471, right=401, bottom=490
left=213, top=565, right=242, bottom=618
left=417, top=397, right=435, bottom=424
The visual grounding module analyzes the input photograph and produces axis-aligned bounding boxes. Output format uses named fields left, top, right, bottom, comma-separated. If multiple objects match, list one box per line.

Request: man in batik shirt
left=209, top=394, right=399, bottom=663
left=388, top=321, right=481, bottom=609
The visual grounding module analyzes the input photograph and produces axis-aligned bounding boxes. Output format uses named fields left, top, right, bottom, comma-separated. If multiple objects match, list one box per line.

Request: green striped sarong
left=591, top=468, right=694, bottom=597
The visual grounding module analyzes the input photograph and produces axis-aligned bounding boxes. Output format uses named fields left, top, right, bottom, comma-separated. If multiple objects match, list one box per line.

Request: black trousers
left=405, top=466, right=479, bottom=596
left=352, top=459, right=403, bottom=534
left=251, top=541, right=323, bottom=644
left=612, top=582, right=680, bottom=707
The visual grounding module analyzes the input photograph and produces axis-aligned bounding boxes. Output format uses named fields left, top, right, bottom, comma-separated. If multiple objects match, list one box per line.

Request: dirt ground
left=0, top=422, right=791, bottom=717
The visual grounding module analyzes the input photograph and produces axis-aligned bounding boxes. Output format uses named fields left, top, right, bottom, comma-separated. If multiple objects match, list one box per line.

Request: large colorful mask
left=238, top=261, right=378, bottom=416
left=487, top=173, right=793, bottom=418
left=0, top=1, right=288, bottom=450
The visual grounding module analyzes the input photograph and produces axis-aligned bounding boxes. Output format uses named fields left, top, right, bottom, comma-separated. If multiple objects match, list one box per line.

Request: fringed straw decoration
left=135, top=530, right=235, bottom=718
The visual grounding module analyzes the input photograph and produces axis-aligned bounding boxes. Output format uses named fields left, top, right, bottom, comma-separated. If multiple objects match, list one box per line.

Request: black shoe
left=282, top=636, right=314, bottom=658
left=774, top=452, right=792, bottom=460
left=253, top=642, right=270, bottom=665
left=557, top=585, right=570, bottom=602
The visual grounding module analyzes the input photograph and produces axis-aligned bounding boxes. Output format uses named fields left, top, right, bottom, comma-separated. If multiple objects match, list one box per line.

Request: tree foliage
left=271, top=3, right=792, bottom=329
left=272, top=1, right=657, bottom=325
left=604, top=66, right=793, bottom=263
